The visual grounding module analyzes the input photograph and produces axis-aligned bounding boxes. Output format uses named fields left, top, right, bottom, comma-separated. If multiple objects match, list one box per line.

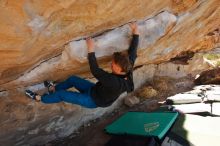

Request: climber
left=25, top=22, right=139, bottom=108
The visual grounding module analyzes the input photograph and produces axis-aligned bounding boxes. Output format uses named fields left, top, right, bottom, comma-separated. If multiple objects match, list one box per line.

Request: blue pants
left=41, top=76, right=97, bottom=108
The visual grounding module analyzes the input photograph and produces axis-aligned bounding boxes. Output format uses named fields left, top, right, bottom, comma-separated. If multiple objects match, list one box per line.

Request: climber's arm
left=128, top=22, right=139, bottom=66
left=86, top=38, right=117, bottom=85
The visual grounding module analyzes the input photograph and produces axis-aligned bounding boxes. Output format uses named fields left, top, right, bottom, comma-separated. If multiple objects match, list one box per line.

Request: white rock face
left=167, top=84, right=220, bottom=115
left=66, top=11, right=176, bottom=62
left=28, top=15, right=47, bottom=33
left=162, top=114, right=220, bottom=146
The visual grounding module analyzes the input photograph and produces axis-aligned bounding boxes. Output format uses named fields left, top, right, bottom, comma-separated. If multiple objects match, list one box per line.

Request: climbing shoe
left=25, top=90, right=39, bottom=101
left=44, top=80, right=55, bottom=93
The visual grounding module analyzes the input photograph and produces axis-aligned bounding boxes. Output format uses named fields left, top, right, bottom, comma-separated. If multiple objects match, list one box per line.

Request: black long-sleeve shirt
left=88, top=35, right=139, bottom=107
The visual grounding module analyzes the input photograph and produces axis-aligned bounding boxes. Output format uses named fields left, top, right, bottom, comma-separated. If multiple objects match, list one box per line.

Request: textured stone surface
left=0, top=93, right=126, bottom=146
left=0, top=11, right=177, bottom=90
left=124, top=96, right=140, bottom=107
left=136, top=86, right=158, bottom=99
left=0, top=0, right=219, bottom=90
left=0, top=0, right=220, bottom=145
left=0, top=0, right=173, bottom=87
left=167, top=84, right=220, bottom=115
left=194, top=68, right=220, bottom=85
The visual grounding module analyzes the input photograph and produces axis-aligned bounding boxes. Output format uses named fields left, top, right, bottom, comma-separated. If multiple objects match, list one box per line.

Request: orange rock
left=0, top=0, right=219, bottom=90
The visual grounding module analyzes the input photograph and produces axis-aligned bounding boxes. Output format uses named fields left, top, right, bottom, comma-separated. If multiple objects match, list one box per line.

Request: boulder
left=194, top=68, right=220, bottom=85
left=136, top=86, right=158, bottom=100
left=124, top=96, right=140, bottom=107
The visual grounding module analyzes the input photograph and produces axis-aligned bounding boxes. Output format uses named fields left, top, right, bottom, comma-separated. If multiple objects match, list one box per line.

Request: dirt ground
left=43, top=76, right=194, bottom=146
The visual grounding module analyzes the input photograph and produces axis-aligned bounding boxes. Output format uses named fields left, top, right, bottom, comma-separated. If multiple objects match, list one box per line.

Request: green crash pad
left=105, top=112, right=178, bottom=140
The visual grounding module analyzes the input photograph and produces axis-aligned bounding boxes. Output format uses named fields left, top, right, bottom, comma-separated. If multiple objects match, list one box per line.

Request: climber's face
left=111, top=59, right=122, bottom=74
